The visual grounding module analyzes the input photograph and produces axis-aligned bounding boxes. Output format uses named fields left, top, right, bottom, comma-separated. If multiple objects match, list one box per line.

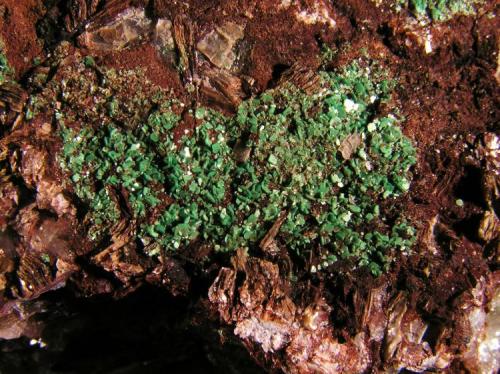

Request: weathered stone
left=278, top=0, right=336, bottom=28
left=0, top=83, right=27, bottom=113
left=154, top=18, right=174, bottom=51
left=209, top=253, right=372, bottom=373
left=384, top=292, right=452, bottom=372
left=173, top=14, right=195, bottom=79
left=478, top=210, right=499, bottom=242
left=64, top=0, right=101, bottom=32
left=197, top=22, right=245, bottom=70
left=339, top=133, right=362, bottom=160
left=79, top=8, right=152, bottom=51
left=458, top=274, right=500, bottom=374
left=0, top=180, right=19, bottom=229
left=199, top=66, right=245, bottom=109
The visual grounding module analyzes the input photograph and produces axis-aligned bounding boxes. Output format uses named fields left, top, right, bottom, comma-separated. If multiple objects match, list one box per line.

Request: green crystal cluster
left=0, top=40, right=13, bottom=84
left=398, top=0, right=484, bottom=21
left=60, top=122, right=166, bottom=240
left=59, top=60, right=417, bottom=275
left=140, top=107, right=236, bottom=251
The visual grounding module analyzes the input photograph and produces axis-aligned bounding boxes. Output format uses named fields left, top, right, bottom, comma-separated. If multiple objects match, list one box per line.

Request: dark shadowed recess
left=0, top=286, right=265, bottom=374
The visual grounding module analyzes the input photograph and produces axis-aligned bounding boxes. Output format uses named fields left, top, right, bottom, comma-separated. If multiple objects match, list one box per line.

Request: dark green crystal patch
left=59, top=61, right=417, bottom=275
